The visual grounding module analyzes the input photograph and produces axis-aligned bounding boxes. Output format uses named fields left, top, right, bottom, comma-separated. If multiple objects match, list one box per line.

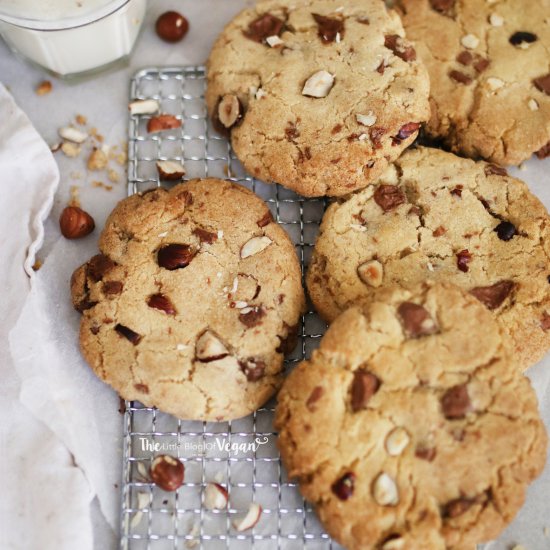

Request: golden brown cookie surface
left=71, top=179, right=304, bottom=421
left=276, top=283, right=547, bottom=550
left=399, top=0, right=550, bottom=165
left=206, top=0, right=430, bottom=197
left=307, top=147, right=550, bottom=369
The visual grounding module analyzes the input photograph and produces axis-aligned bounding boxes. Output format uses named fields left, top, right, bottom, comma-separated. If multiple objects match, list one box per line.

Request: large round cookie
left=275, top=283, right=547, bottom=550
left=206, top=0, right=430, bottom=197
left=307, top=147, right=550, bottom=369
left=71, top=179, right=304, bottom=421
left=398, top=0, right=550, bottom=165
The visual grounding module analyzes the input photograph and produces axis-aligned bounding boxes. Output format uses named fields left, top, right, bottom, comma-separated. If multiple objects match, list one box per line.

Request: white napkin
left=11, top=242, right=124, bottom=535
left=0, top=84, right=95, bottom=550
left=6, top=117, right=126, bottom=539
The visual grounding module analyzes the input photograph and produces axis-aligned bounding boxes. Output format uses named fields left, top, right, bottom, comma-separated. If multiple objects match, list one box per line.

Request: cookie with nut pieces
left=275, top=282, right=547, bottom=550
left=307, top=146, right=550, bottom=370
left=398, top=0, right=550, bottom=165
left=206, top=0, right=430, bottom=197
left=71, top=179, right=304, bottom=421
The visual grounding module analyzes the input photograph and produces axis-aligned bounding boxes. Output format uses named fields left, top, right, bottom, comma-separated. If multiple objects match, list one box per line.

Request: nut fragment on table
left=36, top=80, right=52, bottom=95
left=147, top=114, right=182, bottom=133
left=150, top=454, right=184, bottom=492
left=129, top=99, right=160, bottom=115
left=204, top=483, right=229, bottom=510
left=59, top=206, right=95, bottom=239
left=373, top=472, right=399, bottom=506
left=157, top=160, right=186, bottom=181
left=136, top=461, right=150, bottom=482
left=58, top=126, right=88, bottom=144
left=88, top=147, right=108, bottom=171
left=130, top=491, right=149, bottom=528
left=233, top=502, right=262, bottom=531
left=186, top=522, right=200, bottom=549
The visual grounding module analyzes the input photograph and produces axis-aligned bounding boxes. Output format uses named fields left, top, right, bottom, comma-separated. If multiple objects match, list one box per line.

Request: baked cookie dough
left=307, top=146, right=550, bottom=369
left=71, top=179, right=305, bottom=421
left=206, top=0, right=430, bottom=197
left=398, top=0, right=550, bottom=165
left=276, top=282, right=547, bottom=550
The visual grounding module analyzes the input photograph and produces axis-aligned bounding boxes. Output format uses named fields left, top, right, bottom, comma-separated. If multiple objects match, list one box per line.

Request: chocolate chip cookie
left=206, top=0, right=430, bottom=197
left=307, top=147, right=550, bottom=370
left=71, top=179, right=304, bottom=421
left=398, top=0, right=550, bottom=165
left=275, top=282, right=547, bottom=550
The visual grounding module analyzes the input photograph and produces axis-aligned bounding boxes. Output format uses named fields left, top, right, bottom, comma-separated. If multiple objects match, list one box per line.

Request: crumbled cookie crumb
left=90, top=127, right=104, bottom=143
left=92, top=181, right=113, bottom=191
left=88, top=147, right=109, bottom=171
left=36, top=80, right=52, bottom=96
left=69, top=185, right=81, bottom=207
left=107, top=169, right=120, bottom=183
left=61, top=142, right=81, bottom=158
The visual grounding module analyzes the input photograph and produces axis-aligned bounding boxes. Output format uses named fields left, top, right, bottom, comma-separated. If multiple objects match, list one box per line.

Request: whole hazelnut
left=59, top=206, right=95, bottom=239
left=150, top=455, right=184, bottom=491
left=156, top=11, right=189, bottom=43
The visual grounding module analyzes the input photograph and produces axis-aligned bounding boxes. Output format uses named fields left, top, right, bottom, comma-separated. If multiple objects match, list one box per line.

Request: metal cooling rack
left=120, top=66, right=340, bottom=550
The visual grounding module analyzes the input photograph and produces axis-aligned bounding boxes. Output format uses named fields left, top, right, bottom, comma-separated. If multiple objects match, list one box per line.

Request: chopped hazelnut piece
left=373, top=473, right=399, bottom=506
left=59, top=126, right=88, bottom=144
left=385, top=427, right=410, bottom=456
left=489, top=13, right=504, bottom=26
left=461, top=34, right=479, bottom=49
left=302, top=70, right=335, bottom=98
left=357, top=260, right=383, bottom=287
left=129, top=99, right=160, bottom=115
left=356, top=112, right=377, bottom=127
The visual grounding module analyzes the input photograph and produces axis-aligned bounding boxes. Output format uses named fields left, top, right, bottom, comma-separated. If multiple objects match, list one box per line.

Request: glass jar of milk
left=0, top=0, right=147, bottom=78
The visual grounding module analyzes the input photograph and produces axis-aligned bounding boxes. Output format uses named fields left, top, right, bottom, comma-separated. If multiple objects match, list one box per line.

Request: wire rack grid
left=120, top=66, right=341, bottom=550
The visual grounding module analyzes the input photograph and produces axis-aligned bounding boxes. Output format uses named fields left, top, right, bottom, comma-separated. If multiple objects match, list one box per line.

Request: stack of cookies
left=70, top=0, right=550, bottom=547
